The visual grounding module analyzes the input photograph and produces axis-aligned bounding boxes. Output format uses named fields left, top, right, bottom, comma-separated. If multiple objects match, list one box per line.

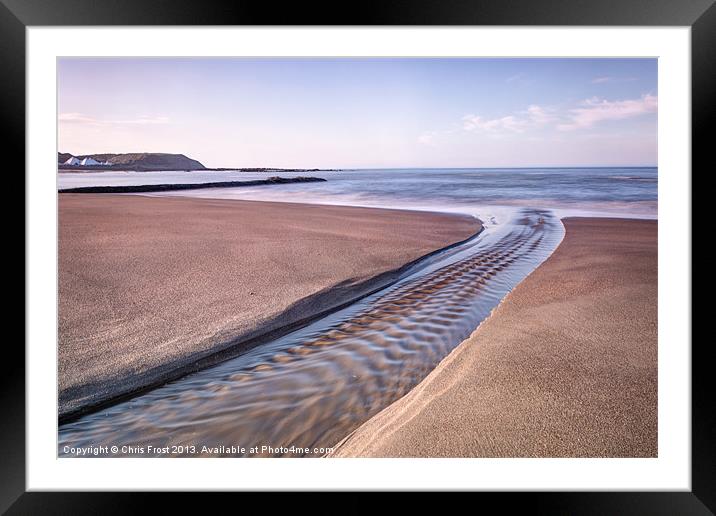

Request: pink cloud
left=462, top=114, right=529, bottom=133
left=58, top=112, right=98, bottom=123
left=418, top=131, right=437, bottom=146
left=558, top=94, right=657, bottom=131
left=525, top=105, right=557, bottom=126
left=59, top=113, right=170, bottom=126
left=462, top=104, right=554, bottom=134
left=591, top=76, right=638, bottom=84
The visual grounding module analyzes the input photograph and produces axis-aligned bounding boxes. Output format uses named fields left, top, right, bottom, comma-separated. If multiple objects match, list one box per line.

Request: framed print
left=6, top=0, right=710, bottom=512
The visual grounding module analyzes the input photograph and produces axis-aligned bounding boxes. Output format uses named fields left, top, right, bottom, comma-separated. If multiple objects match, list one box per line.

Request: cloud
left=524, top=105, right=557, bottom=126
left=462, top=104, right=553, bottom=134
left=591, top=76, right=638, bottom=84
left=557, top=94, right=657, bottom=131
left=418, top=131, right=437, bottom=146
left=436, top=94, right=656, bottom=142
left=59, top=113, right=170, bottom=126
left=120, top=115, right=171, bottom=125
left=58, top=112, right=97, bottom=123
left=506, top=73, right=535, bottom=85
left=462, top=114, right=529, bottom=133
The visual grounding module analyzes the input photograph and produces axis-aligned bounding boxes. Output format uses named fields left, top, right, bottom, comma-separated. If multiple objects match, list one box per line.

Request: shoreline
left=58, top=167, right=344, bottom=173
left=329, top=216, right=657, bottom=457
left=59, top=195, right=482, bottom=422
left=57, top=176, right=326, bottom=193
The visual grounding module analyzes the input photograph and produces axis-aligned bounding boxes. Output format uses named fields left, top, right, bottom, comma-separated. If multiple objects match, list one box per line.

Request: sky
left=58, top=58, right=657, bottom=169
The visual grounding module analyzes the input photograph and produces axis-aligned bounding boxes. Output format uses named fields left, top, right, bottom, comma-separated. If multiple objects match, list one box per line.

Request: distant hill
left=58, top=152, right=205, bottom=171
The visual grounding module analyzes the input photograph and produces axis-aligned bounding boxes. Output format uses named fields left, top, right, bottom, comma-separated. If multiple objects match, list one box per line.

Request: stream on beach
left=58, top=168, right=656, bottom=457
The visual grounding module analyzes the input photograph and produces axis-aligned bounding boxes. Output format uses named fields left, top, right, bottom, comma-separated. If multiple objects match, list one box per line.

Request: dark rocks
left=58, top=176, right=327, bottom=194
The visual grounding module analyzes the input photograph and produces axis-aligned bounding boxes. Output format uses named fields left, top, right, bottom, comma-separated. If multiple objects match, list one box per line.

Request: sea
left=58, top=167, right=657, bottom=221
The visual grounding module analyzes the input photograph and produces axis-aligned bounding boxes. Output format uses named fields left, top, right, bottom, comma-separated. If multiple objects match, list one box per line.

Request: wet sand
left=330, top=218, right=657, bottom=458
left=58, top=195, right=481, bottom=420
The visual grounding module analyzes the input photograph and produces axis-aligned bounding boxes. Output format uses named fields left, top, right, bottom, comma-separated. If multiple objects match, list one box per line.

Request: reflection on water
left=59, top=208, right=564, bottom=457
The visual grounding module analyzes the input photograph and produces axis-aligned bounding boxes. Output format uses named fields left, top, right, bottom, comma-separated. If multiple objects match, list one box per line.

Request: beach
left=58, top=194, right=481, bottom=420
left=330, top=217, right=657, bottom=458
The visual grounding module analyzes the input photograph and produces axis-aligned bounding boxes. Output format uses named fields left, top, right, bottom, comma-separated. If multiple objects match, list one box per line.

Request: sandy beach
left=330, top=217, right=657, bottom=458
left=58, top=194, right=481, bottom=420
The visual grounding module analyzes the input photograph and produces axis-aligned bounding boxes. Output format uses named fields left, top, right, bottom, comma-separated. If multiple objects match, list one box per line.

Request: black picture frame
left=5, top=0, right=709, bottom=513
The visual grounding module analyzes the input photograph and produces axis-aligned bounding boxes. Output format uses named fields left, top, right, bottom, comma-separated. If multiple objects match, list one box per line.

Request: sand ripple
left=59, top=208, right=564, bottom=457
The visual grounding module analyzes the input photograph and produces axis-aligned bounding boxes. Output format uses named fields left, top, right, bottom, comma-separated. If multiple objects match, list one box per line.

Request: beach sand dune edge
left=330, top=217, right=657, bottom=458
left=58, top=195, right=481, bottom=420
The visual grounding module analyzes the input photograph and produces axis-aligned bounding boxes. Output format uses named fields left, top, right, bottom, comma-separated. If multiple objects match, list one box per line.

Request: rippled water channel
left=59, top=208, right=564, bottom=457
